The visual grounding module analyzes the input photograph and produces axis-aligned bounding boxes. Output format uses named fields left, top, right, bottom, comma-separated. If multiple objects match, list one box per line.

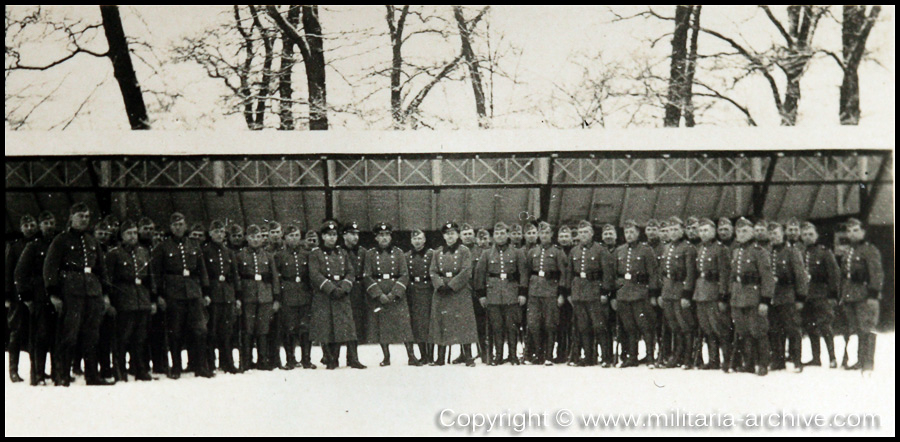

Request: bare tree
left=6, top=5, right=150, bottom=129
left=453, top=6, right=490, bottom=128
left=268, top=5, right=328, bottom=130
left=827, top=6, right=882, bottom=125
left=664, top=5, right=692, bottom=127
left=277, top=6, right=301, bottom=130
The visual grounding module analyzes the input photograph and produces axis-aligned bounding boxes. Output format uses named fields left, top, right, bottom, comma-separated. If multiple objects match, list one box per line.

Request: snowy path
left=5, top=333, right=894, bottom=436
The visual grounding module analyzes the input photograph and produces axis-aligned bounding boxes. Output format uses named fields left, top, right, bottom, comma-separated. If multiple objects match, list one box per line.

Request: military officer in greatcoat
left=799, top=221, right=840, bottom=368
left=309, top=221, right=366, bottom=370
left=691, top=218, right=732, bottom=371
left=364, top=223, right=416, bottom=366
left=105, top=220, right=155, bottom=382
left=341, top=221, right=368, bottom=345
left=766, top=221, right=808, bottom=373
left=274, top=224, right=315, bottom=369
left=727, top=217, right=775, bottom=376
left=44, top=203, right=114, bottom=386
left=614, top=220, right=659, bottom=368
left=7, top=214, right=38, bottom=383
left=474, top=222, right=529, bottom=366
left=838, top=218, right=883, bottom=374
left=566, top=220, right=615, bottom=367
left=203, top=220, right=240, bottom=373
left=151, top=212, right=213, bottom=379
left=406, top=230, right=435, bottom=365
left=428, top=222, right=478, bottom=367
left=15, top=212, right=57, bottom=385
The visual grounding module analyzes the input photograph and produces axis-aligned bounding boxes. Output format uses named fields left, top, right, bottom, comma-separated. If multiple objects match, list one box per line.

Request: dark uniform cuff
left=760, top=297, right=772, bottom=306
left=475, top=289, right=486, bottom=299
left=518, top=287, right=528, bottom=299
left=867, top=288, right=880, bottom=300
left=559, top=286, right=570, bottom=298
left=681, top=289, right=692, bottom=300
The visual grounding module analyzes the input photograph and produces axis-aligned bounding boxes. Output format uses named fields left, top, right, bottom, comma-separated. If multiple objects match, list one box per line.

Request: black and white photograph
left=5, top=5, right=895, bottom=436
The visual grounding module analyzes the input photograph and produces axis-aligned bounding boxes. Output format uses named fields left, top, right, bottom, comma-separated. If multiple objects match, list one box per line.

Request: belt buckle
left=625, top=272, right=632, bottom=280
left=219, top=275, right=226, bottom=282
left=383, top=274, right=391, bottom=280
left=333, top=275, right=341, bottom=281
left=538, top=270, right=545, bottom=277
left=700, top=272, right=705, bottom=279
left=183, top=269, right=190, bottom=277
left=500, top=272, right=507, bottom=280
left=135, top=278, right=142, bottom=286
left=580, top=272, right=587, bottom=279
left=84, top=267, right=92, bottom=274
left=736, top=276, right=742, bottom=283
left=295, top=276, right=301, bottom=283
left=445, top=272, right=453, bottom=278
left=414, top=277, right=421, bottom=283
left=254, top=274, right=262, bottom=281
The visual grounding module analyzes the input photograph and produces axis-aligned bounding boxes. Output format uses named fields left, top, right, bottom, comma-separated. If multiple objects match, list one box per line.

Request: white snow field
left=5, top=333, right=895, bottom=436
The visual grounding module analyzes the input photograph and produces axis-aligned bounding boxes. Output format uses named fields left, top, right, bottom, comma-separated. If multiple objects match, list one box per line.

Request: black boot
left=431, top=346, right=447, bottom=366
left=380, top=344, right=391, bottom=367
left=323, top=344, right=337, bottom=370
left=405, top=343, right=421, bottom=366
left=9, top=351, right=23, bottom=383
left=300, top=338, right=317, bottom=369
left=417, top=343, right=430, bottom=365
left=507, top=329, right=520, bottom=365
left=283, top=336, right=298, bottom=370
left=824, top=335, right=837, bottom=368
left=194, top=338, right=216, bottom=378
left=544, top=332, right=557, bottom=366
left=347, top=342, right=367, bottom=369
left=861, top=333, right=876, bottom=373
left=452, top=345, right=468, bottom=364
left=462, top=343, right=476, bottom=367
left=257, top=336, right=273, bottom=371
left=755, top=337, right=770, bottom=377
left=805, top=333, right=822, bottom=366
left=240, top=335, right=252, bottom=372
left=665, top=333, right=681, bottom=368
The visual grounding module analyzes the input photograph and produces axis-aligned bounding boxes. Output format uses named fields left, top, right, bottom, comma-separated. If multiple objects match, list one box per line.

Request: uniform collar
left=412, top=246, right=427, bottom=256
left=444, top=241, right=461, bottom=253
left=495, top=242, right=511, bottom=251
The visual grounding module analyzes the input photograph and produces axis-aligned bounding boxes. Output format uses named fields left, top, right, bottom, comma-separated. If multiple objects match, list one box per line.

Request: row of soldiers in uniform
left=5, top=202, right=884, bottom=386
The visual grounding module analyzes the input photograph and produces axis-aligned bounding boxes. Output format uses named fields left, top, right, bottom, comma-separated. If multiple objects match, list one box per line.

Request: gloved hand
left=758, top=303, right=769, bottom=317
left=157, top=297, right=167, bottom=312
left=273, top=301, right=281, bottom=312
left=681, top=298, right=691, bottom=309
left=600, top=295, right=609, bottom=304
left=717, top=302, right=727, bottom=313
left=150, top=303, right=158, bottom=316
left=103, top=296, right=113, bottom=314
left=518, top=296, right=527, bottom=306
left=795, top=302, right=804, bottom=311
left=611, top=299, right=617, bottom=311
left=203, top=296, right=212, bottom=307
left=650, top=297, right=658, bottom=307
left=479, top=297, right=487, bottom=308
left=557, top=296, right=564, bottom=307
left=866, top=298, right=880, bottom=311
left=235, top=300, right=242, bottom=311
left=379, top=294, right=390, bottom=305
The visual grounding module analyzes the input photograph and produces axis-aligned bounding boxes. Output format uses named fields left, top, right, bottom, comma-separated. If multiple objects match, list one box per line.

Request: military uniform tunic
left=236, top=246, right=280, bottom=336
left=363, top=245, right=414, bottom=344
left=406, top=248, right=434, bottom=342
left=428, top=244, right=478, bottom=345
left=839, top=241, right=884, bottom=334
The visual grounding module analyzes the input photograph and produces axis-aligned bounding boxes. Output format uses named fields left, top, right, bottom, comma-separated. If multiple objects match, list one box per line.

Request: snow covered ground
left=5, top=333, right=895, bottom=436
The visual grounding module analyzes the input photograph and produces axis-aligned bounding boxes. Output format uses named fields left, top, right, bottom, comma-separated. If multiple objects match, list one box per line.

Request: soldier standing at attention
left=727, top=217, right=775, bottom=376
left=613, top=220, right=658, bottom=368
left=364, top=223, right=416, bottom=366
left=567, top=221, right=615, bottom=367
left=838, top=218, right=883, bottom=375
left=520, top=221, right=539, bottom=362
left=15, top=212, right=57, bottom=385
left=472, top=227, right=491, bottom=364
left=555, top=225, right=576, bottom=364
left=524, top=222, right=568, bottom=366
left=309, top=221, right=366, bottom=370
left=105, top=220, right=155, bottom=382
left=428, top=222, right=478, bottom=367
left=235, top=225, right=280, bottom=371
left=659, top=217, right=697, bottom=369
left=692, top=218, right=732, bottom=371
left=93, top=220, right=117, bottom=380
left=263, top=221, right=284, bottom=369
left=799, top=221, right=840, bottom=368
left=44, top=203, right=114, bottom=386
left=341, top=221, right=368, bottom=347
left=151, top=213, right=214, bottom=380
left=406, top=230, right=435, bottom=365
left=274, top=224, right=315, bottom=370
left=766, top=222, right=808, bottom=373
left=6, top=214, right=38, bottom=383
left=474, top=222, right=529, bottom=365
left=203, top=220, right=240, bottom=374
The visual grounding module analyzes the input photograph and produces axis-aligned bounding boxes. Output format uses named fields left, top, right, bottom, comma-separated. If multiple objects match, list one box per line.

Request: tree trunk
left=683, top=6, right=701, bottom=127
left=664, top=5, right=691, bottom=127
left=781, top=73, right=801, bottom=126
left=840, top=5, right=880, bottom=125
left=99, top=6, right=149, bottom=130
left=278, top=6, right=301, bottom=130
left=453, top=6, right=489, bottom=128
left=301, top=6, right=327, bottom=130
